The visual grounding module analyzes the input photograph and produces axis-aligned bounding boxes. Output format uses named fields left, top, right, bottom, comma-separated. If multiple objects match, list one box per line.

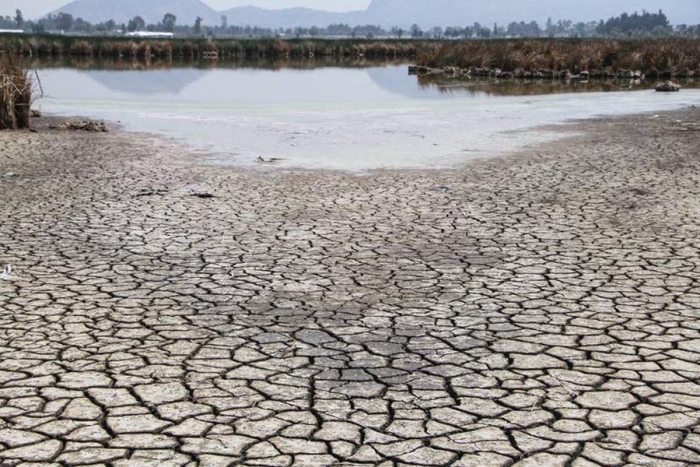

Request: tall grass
left=0, top=51, right=32, bottom=130
left=0, top=34, right=438, bottom=61
left=417, top=38, right=700, bottom=77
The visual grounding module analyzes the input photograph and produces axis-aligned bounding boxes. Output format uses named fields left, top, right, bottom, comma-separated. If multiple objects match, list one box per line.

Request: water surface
left=36, top=63, right=700, bottom=171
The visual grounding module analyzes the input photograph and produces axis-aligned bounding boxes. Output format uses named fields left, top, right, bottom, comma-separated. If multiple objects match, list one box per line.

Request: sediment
left=1, top=109, right=700, bottom=465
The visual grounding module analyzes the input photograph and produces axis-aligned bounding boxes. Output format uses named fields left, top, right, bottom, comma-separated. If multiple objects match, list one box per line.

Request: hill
left=362, top=0, right=700, bottom=27
left=49, top=0, right=700, bottom=29
left=49, top=0, right=219, bottom=25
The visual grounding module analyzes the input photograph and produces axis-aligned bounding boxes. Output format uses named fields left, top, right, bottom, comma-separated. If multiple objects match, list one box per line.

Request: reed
left=416, top=38, right=700, bottom=77
left=70, top=40, right=93, bottom=56
left=0, top=34, right=434, bottom=61
left=0, top=51, right=32, bottom=130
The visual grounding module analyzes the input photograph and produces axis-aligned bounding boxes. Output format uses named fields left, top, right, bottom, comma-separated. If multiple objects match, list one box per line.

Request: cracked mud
left=1, top=110, right=700, bottom=466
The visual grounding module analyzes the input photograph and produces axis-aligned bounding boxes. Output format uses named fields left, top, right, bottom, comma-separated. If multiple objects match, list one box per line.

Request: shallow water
left=37, top=65, right=700, bottom=171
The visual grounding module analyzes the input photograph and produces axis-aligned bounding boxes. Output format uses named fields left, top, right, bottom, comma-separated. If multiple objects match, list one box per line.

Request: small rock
left=655, top=81, right=681, bottom=92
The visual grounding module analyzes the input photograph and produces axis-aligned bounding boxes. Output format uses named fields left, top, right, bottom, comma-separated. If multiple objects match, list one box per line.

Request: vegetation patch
left=0, top=34, right=440, bottom=61
left=415, top=38, right=700, bottom=79
left=0, top=51, right=32, bottom=130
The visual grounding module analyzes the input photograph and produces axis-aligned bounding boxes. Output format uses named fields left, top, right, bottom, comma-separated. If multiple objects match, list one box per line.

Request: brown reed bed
left=416, top=38, right=700, bottom=78
left=0, top=51, right=32, bottom=130
left=0, top=34, right=435, bottom=61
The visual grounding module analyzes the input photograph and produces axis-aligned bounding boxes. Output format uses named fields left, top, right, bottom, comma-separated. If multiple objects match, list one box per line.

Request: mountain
left=49, top=0, right=219, bottom=25
left=0, top=0, right=66, bottom=19
left=48, top=0, right=700, bottom=29
left=217, top=0, right=699, bottom=29
left=361, top=0, right=700, bottom=27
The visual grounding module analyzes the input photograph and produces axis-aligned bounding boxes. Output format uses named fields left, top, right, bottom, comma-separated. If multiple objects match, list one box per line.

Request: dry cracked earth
left=1, top=110, right=700, bottom=467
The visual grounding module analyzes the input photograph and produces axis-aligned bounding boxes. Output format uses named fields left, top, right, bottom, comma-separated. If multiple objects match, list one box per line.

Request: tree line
left=1, top=9, right=699, bottom=39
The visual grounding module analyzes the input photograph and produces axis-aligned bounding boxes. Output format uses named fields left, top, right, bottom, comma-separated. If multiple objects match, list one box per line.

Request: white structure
left=124, top=32, right=174, bottom=38
left=0, top=29, right=24, bottom=34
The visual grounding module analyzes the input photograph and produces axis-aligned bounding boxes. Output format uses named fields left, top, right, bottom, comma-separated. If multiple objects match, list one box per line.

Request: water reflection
left=32, top=57, right=700, bottom=99
left=87, top=70, right=205, bottom=96
left=30, top=56, right=407, bottom=72
left=33, top=57, right=417, bottom=98
left=416, top=74, right=700, bottom=97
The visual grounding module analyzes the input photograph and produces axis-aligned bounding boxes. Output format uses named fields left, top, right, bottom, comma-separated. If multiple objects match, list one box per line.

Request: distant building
left=0, top=29, right=24, bottom=34
left=124, top=31, right=174, bottom=39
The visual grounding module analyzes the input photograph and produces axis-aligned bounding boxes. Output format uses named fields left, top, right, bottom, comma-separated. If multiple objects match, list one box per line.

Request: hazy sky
left=0, top=0, right=372, bottom=18
left=206, top=0, right=370, bottom=11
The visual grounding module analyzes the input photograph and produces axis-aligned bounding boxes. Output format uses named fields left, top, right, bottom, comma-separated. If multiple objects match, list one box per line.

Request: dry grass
left=0, top=34, right=436, bottom=61
left=0, top=51, right=32, bottom=130
left=70, top=40, right=93, bottom=56
left=417, top=38, right=700, bottom=77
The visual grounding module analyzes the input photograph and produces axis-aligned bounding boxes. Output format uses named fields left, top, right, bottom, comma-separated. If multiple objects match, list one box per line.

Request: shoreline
left=2, top=108, right=700, bottom=465
left=60, top=103, right=699, bottom=177
left=34, top=61, right=700, bottom=172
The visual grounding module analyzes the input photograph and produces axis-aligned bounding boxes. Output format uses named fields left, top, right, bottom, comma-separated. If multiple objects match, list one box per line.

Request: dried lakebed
left=1, top=110, right=700, bottom=466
